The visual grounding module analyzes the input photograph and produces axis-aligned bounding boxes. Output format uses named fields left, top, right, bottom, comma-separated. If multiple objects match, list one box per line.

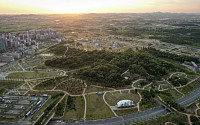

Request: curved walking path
left=12, top=71, right=200, bottom=125
left=165, top=122, right=176, bottom=125
left=137, top=92, right=142, bottom=112
left=64, top=47, right=69, bottom=57
left=195, top=103, right=200, bottom=116
left=83, top=95, right=87, bottom=120
left=83, top=83, right=87, bottom=120
left=132, top=79, right=146, bottom=89
left=167, top=72, right=186, bottom=80
left=103, top=92, right=118, bottom=117
left=176, top=76, right=200, bottom=89
left=18, top=63, right=25, bottom=71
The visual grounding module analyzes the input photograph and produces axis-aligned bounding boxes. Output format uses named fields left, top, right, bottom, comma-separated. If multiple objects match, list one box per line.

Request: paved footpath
left=50, top=107, right=168, bottom=125
left=50, top=84, right=200, bottom=125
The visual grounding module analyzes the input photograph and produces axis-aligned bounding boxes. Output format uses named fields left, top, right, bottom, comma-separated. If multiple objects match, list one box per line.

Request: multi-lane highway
left=176, top=86, right=200, bottom=106
left=50, top=85, right=200, bottom=125
left=1, top=79, right=200, bottom=125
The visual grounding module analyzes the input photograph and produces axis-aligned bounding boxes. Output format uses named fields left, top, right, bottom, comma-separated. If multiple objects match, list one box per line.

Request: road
left=50, top=107, right=168, bottom=125
left=49, top=83, right=200, bottom=125
left=2, top=71, right=199, bottom=125
left=176, top=86, right=200, bottom=106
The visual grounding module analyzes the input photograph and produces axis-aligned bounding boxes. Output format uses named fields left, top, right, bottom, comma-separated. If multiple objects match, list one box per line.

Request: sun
left=40, top=0, right=148, bottom=14
left=4, top=0, right=149, bottom=14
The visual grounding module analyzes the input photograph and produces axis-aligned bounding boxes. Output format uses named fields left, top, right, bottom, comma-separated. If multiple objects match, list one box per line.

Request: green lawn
left=115, top=108, right=138, bottom=116
left=160, top=89, right=183, bottom=100
left=7, top=72, right=58, bottom=79
left=105, top=90, right=140, bottom=106
left=62, top=96, right=85, bottom=120
left=157, top=81, right=173, bottom=90
left=86, top=94, right=114, bottom=119
left=0, top=80, right=23, bottom=95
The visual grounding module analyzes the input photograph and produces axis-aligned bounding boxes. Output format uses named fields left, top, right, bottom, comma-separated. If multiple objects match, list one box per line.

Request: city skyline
left=0, top=0, right=200, bottom=14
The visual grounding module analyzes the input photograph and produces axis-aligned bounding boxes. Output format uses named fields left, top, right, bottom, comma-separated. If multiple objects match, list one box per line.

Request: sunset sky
left=0, top=0, right=200, bottom=14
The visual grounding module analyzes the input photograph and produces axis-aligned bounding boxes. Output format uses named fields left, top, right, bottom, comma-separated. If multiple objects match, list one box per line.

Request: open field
left=62, top=96, right=85, bottom=120
left=86, top=94, right=114, bottom=119
left=105, top=90, right=140, bottom=106
left=157, top=81, right=173, bottom=90
left=115, top=108, right=138, bottom=116
left=160, top=89, right=183, bottom=100
left=0, top=80, right=23, bottom=95
left=7, top=72, right=58, bottom=79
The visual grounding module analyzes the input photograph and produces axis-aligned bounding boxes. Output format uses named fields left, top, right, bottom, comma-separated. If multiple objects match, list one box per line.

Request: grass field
left=105, top=90, right=140, bottom=106
left=0, top=80, right=23, bottom=95
left=115, top=108, right=138, bottom=116
left=157, top=81, right=173, bottom=90
left=86, top=94, right=114, bottom=119
left=7, top=72, right=58, bottom=79
left=160, top=89, right=183, bottom=100
left=62, top=96, right=85, bottom=120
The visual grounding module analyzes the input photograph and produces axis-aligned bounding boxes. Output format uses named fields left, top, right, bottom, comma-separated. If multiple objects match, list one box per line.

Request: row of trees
left=162, top=96, right=185, bottom=112
left=55, top=97, right=66, bottom=117
left=143, top=48, right=199, bottom=63
left=66, top=96, right=76, bottom=111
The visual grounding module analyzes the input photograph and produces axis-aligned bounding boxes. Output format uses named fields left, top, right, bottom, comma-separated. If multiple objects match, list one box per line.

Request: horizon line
left=1, top=12, right=200, bottom=15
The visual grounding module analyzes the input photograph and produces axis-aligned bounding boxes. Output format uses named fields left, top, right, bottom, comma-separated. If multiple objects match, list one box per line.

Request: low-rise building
left=0, top=55, right=14, bottom=62
left=4, top=53, right=20, bottom=59
left=117, top=100, right=135, bottom=108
